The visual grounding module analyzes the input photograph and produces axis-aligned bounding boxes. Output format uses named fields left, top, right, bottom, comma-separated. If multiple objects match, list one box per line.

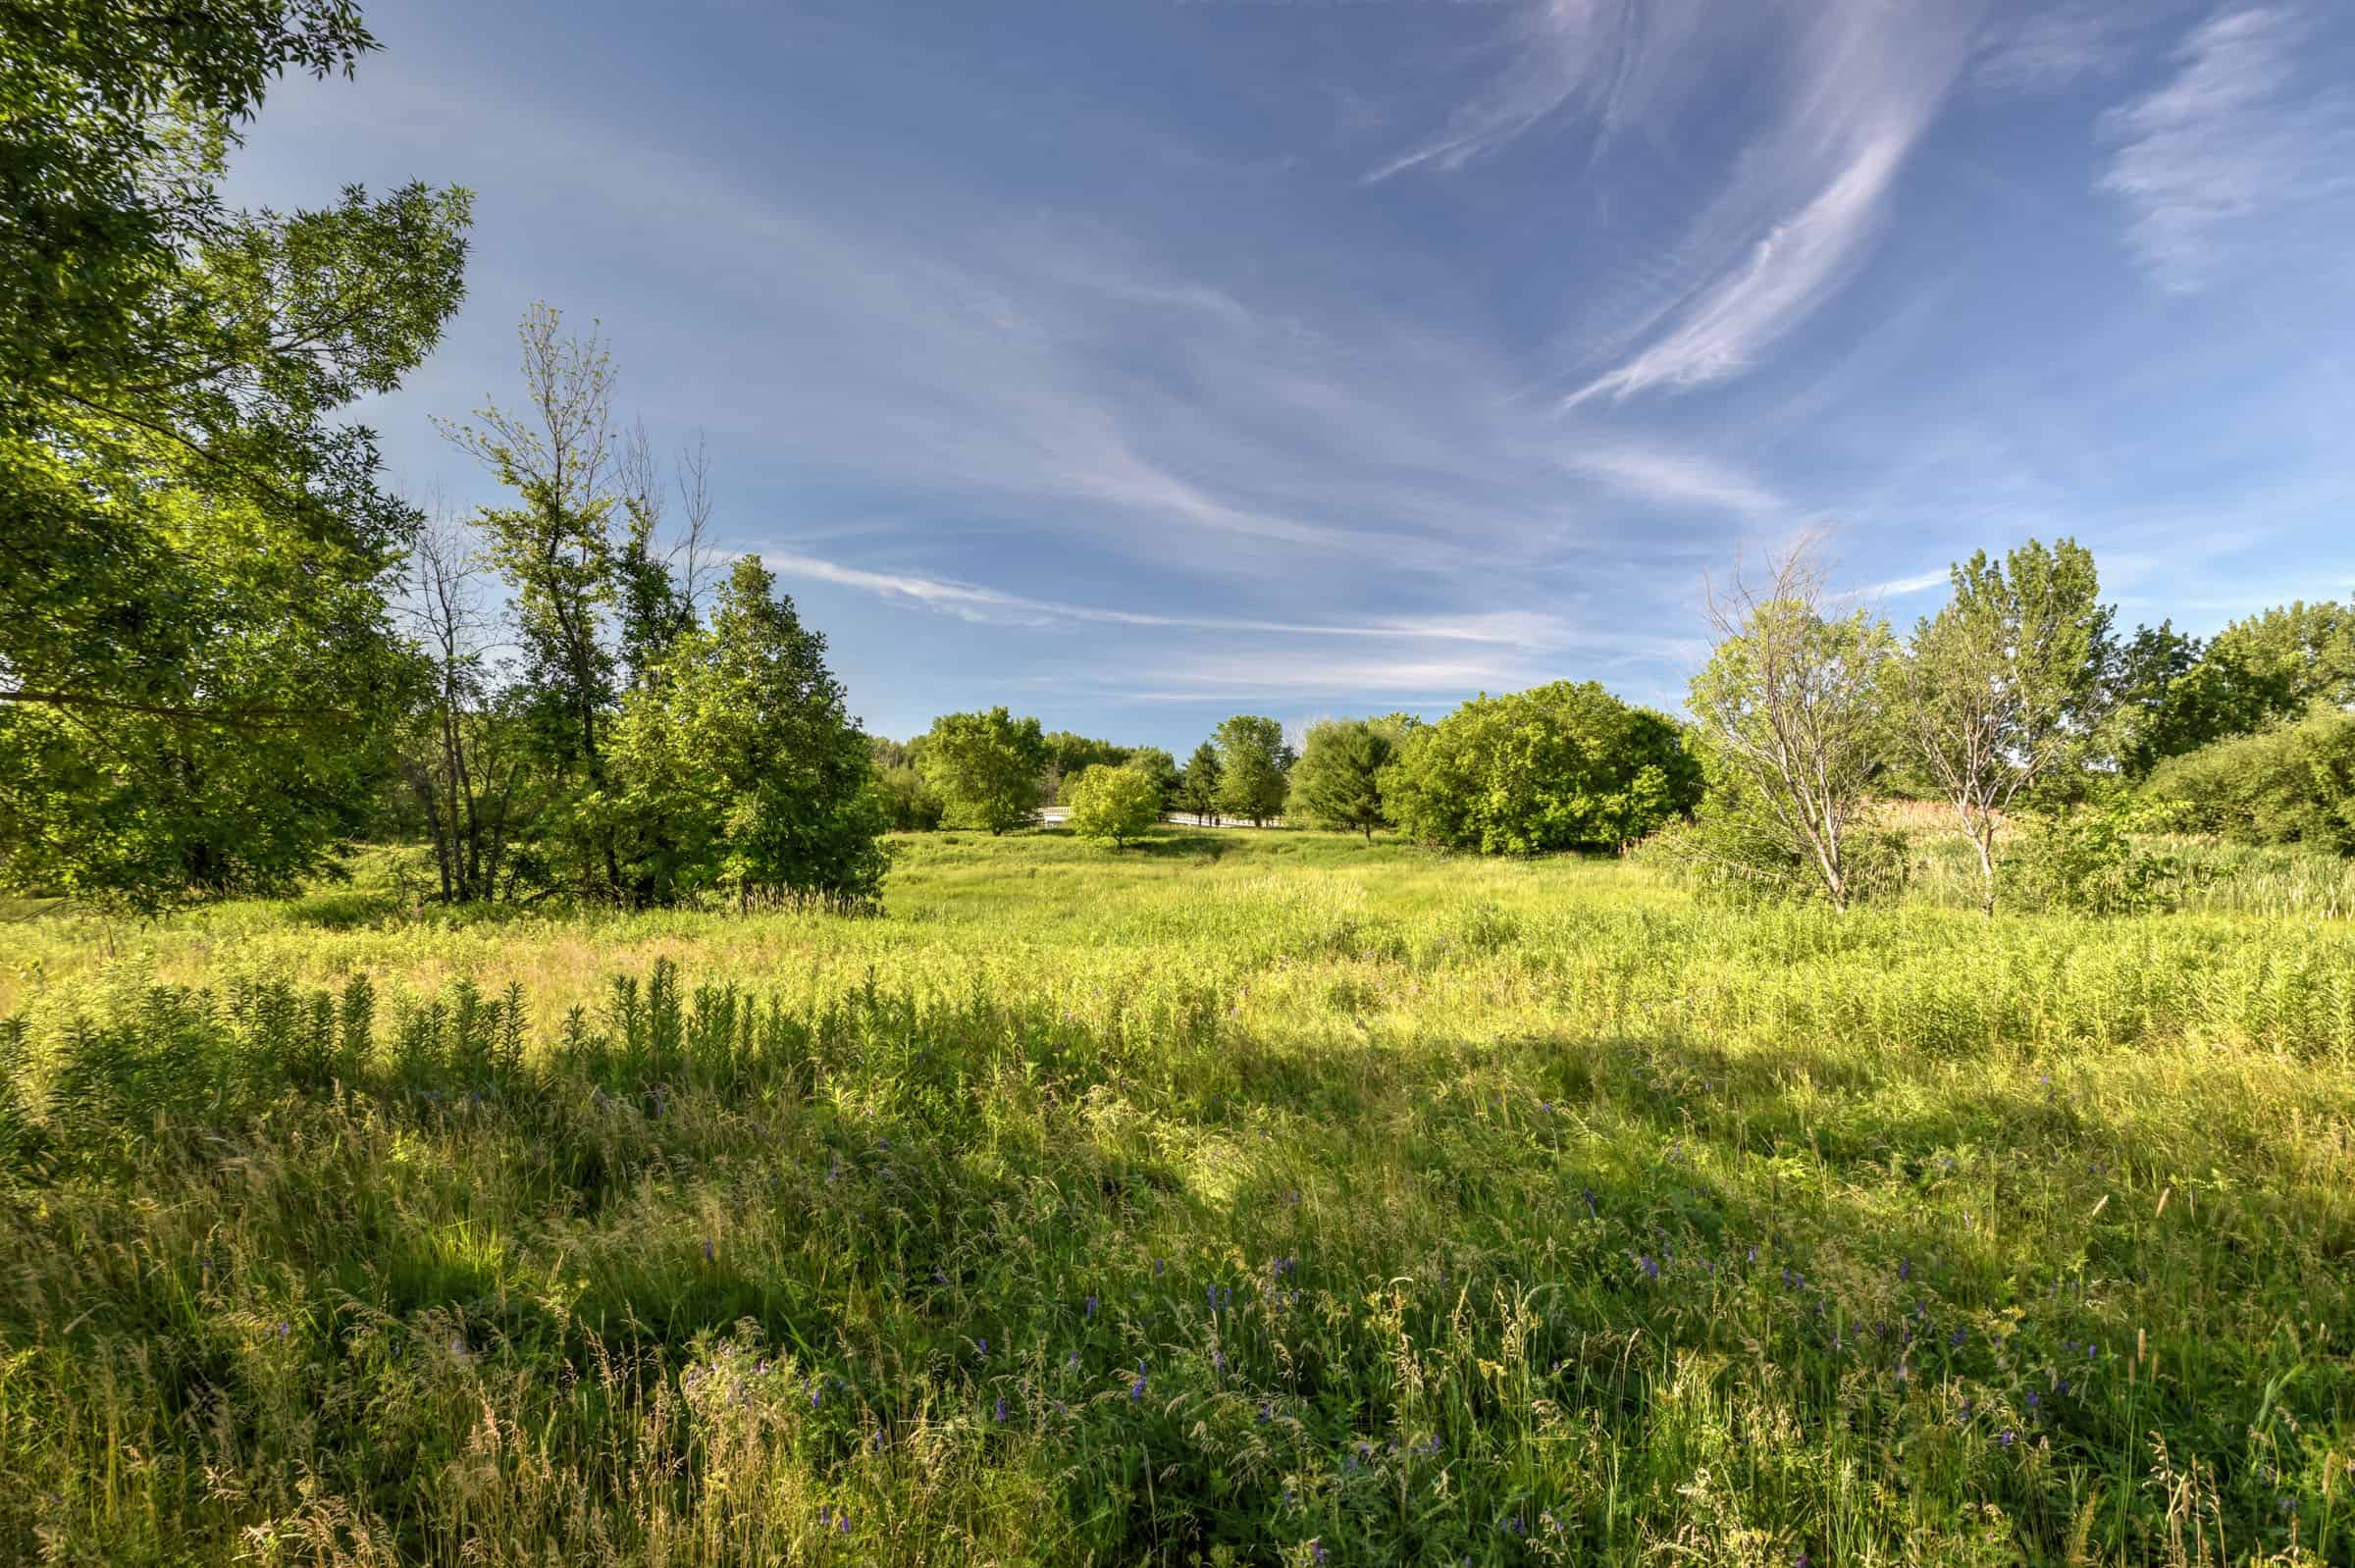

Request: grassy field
left=2, top=828, right=2351, bottom=1565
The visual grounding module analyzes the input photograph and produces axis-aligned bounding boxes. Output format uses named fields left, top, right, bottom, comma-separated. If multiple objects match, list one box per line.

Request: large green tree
left=1289, top=718, right=1398, bottom=841
left=918, top=707, right=1047, bottom=834
left=1384, top=685, right=1695, bottom=855
left=1211, top=715, right=1289, bottom=826
left=607, top=556, right=887, bottom=908
left=0, top=1, right=471, bottom=907
left=1178, top=742, right=1222, bottom=823
left=1895, top=539, right=2111, bottom=915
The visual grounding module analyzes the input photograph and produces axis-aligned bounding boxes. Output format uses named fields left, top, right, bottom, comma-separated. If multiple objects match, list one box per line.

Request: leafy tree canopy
left=0, top=0, right=471, bottom=907
left=1289, top=718, right=1397, bottom=841
left=918, top=706, right=1046, bottom=834
left=1064, top=762, right=1161, bottom=849
left=1386, top=682, right=1699, bottom=856
left=1211, top=715, right=1289, bottom=825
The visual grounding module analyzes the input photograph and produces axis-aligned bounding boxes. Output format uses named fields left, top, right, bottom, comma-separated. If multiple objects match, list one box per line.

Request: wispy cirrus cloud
left=1562, top=0, right=1985, bottom=405
left=763, top=549, right=1605, bottom=647
left=1973, top=1, right=2157, bottom=95
left=2097, top=3, right=2355, bottom=292
left=1364, top=0, right=1725, bottom=182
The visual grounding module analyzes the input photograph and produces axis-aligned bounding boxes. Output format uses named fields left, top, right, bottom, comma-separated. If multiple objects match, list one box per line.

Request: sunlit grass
left=1, top=827, right=2349, bottom=1564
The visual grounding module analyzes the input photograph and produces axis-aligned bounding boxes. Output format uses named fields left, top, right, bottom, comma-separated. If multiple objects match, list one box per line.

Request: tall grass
left=0, top=829, right=2349, bottom=1565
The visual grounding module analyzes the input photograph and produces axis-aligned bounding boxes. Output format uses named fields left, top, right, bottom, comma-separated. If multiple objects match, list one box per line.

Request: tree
left=1064, top=763, right=1161, bottom=849
left=918, top=707, right=1047, bottom=834
left=871, top=766, right=945, bottom=832
left=439, top=306, right=625, bottom=892
left=1382, top=685, right=1696, bottom=854
left=1896, top=539, right=2111, bottom=915
left=606, top=556, right=888, bottom=909
left=397, top=506, right=530, bottom=904
left=2104, top=622, right=2229, bottom=778
left=1687, top=542, right=1896, bottom=911
left=1212, top=715, right=1289, bottom=825
left=1125, top=746, right=1183, bottom=813
left=1289, top=719, right=1397, bottom=841
left=0, top=4, right=471, bottom=907
left=1178, top=742, right=1222, bottom=824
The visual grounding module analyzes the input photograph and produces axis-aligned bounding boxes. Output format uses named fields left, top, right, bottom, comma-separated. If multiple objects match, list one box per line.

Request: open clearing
left=2, top=829, right=2351, bottom=1564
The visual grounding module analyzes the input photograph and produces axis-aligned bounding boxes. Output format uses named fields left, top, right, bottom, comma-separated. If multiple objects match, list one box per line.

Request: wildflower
left=703, top=1237, right=714, bottom=1264
left=1950, top=1328, right=1966, bottom=1348
left=1796, top=1554, right=1810, bottom=1568
left=2026, top=1391, right=2039, bottom=1410
left=1259, top=1403, right=1273, bottom=1423
left=1154, top=1257, right=1165, bottom=1277
left=1085, top=1294, right=1098, bottom=1319
left=1213, top=1348, right=1226, bottom=1372
left=995, top=1396, right=1007, bottom=1423
left=1999, top=1429, right=2016, bottom=1447
left=1129, top=1361, right=1147, bottom=1400
left=1067, top=1350, right=1080, bottom=1369
left=975, top=1337, right=988, bottom=1358
left=1639, top=1254, right=1659, bottom=1281
left=1312, top=1542, right=1328, bottom=1566
left=277, top=1321, right=290, bottom=1338
left=1747, top=1245, right=1758, bottom=1265
left=837, top=1513, right=851, bottom=1536
left=810, top=1382, right=821, bottom=1409
left=1899, top=1258, right=1911, bottom=1282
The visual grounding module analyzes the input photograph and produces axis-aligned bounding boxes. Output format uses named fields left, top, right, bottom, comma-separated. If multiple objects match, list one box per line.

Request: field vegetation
left=4, top=827, right=2352, bottom=1565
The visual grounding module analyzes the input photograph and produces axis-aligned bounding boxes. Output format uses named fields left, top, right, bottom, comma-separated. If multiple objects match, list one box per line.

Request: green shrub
left=2144, top=704, right=2355, bottom=853
left=1063, top=763, right=1161, bottom=848
left=2004, top=800, right=2203, bottom=915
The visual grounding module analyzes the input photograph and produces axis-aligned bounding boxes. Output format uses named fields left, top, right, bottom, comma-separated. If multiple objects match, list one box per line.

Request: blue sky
left=229, top=0, right=2355, bottom=748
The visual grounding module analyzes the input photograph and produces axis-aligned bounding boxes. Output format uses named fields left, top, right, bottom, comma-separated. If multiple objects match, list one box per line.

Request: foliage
left=1124, top=745, right=1183, bottom=812
left=0, top=5, right=470, bottom=908
left=1645, top=739, right=1909, bottom=908
left=1, top=833, right=2351, bottom=1563
left=871, top=766, right=945, bottom=832
left=2110, top=601, right=2355, bottom=777
left=1062, top=762, right=1162, bottom=848
left=918, top=706, right=1047, bottom=834
left=2004, top=799, right=2203, bottom=915
left=1896, top=538, right=2111, bottom=914
left=1384, top=683, right=1697, bottom=855
left=605, top=556, right=888, bottom=910
left=2145, top=703, right=2355, bottom=854
left=1211, top=714, right=1289, bottom=825
left=1689, top=545, right=1895, bottom=911
left=1288, top=718, right=1399, bottom=841
left=1178, top=741, right=1222, bottom=822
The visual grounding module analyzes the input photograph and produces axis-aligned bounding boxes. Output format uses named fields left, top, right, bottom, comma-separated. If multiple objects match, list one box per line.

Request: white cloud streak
left=1562, top=0, right=1984, bottom=404
left=1973, top=2, right=2152, bottom=95
left=2097, top=4, right=2355, bottom=292
left=763, top=550, right=1609, bottom=647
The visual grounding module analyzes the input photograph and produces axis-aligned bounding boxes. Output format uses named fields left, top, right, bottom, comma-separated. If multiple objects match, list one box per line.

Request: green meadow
left=1, top=828, right=2350, bottom=1566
